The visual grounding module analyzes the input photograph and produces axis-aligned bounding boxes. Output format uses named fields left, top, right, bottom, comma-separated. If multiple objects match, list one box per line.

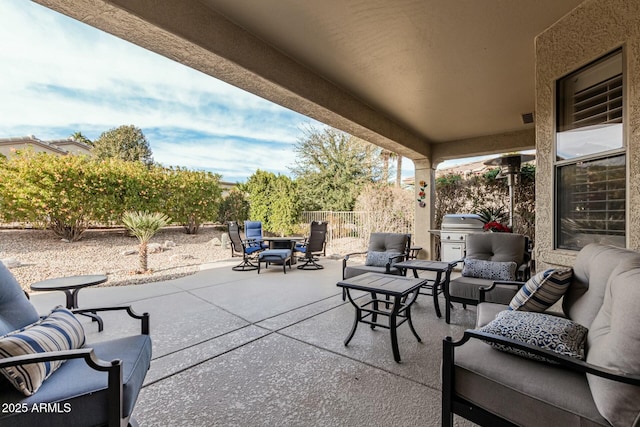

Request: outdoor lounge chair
left=244, top=220, right=268, bottom=249
left=444, top=232, right=530, bottom=323
left=295, top=221, right=328, bottom=270
left=342, top=232, right=411, bottom=279
left=228, top=221, right=264, bottom=271
left=0, top=262, right=151, bottom=427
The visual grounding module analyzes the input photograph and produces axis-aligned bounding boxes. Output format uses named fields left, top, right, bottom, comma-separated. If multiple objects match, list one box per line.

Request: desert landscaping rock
left=0, top=226, right=231, bottom=291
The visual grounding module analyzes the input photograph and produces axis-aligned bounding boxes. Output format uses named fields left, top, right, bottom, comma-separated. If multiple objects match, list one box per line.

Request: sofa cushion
left=586, top=262, right=640, bottom=427
left=564, top=243, right=640, bottom=329
left=477, top=310, right=588, bottom=363
left=0, top=263, right=40, bottom=336
left=462, top=259, right=517, bottom=281
left=0, top=307, right=85, bottom=396
left=509, top=269, right=573, bottom=312
left=454, top=338, right=608, bottom=426
left=365, top=251, right=402, bottom=267
left=475, top=302, right=509, bottom=328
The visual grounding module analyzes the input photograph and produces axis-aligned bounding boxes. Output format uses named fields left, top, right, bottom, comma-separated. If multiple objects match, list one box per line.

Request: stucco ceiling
left=200, top=0, right=583, bottom=143
left=35, top=0, right=585, bottom=160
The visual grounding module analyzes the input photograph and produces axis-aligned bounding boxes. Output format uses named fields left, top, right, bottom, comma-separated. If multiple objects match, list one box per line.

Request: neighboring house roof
left=0, top=135, right=91, bottom=157
left=48, top=138, right=92, bottom=154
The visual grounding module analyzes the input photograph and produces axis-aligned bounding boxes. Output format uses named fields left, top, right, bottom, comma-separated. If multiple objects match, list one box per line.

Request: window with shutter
left=555, top=49, right=625, bottom=250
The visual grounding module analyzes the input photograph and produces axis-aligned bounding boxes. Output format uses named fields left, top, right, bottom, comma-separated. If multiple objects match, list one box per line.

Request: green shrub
left=0, top=152, right=224, bottom=239
left=163, top=167, right=222, bottom=234
left=0, top=151, right=96, bottom=241
left=218, top=187, right=249, bottom=225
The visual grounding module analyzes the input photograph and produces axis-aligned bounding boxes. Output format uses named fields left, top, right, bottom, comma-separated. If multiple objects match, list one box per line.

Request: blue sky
left=1, top=2, right=422, bottom=183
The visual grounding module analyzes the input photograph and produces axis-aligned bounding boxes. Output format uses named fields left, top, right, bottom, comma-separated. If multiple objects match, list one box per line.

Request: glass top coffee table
left=30, top=274, right=108, bottom=331
left=337, top=272, right=428, bottom=362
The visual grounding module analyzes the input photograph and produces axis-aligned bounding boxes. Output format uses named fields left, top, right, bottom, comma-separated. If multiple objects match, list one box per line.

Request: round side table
left=31, top=274, right=108, bottom=331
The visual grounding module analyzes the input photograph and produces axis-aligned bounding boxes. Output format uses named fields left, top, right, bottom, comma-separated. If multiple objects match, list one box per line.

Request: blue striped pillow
left=509, top=268, right=573, bottom=312
left=0, top=306, right=85, bottom=396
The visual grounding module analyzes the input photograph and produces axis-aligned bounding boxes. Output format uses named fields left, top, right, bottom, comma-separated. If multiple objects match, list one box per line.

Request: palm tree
left=69, top=131, right=93, bottom=146
left=380, top=150, right=403, bottom=187
left=122, top=211, right=171, bottom=273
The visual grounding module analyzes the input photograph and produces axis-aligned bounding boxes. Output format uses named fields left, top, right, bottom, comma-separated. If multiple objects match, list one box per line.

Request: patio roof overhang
left=33, top=0, right=583, bottom=164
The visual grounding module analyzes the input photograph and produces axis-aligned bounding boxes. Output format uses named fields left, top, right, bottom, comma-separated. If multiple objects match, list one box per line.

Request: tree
left=380, top=149, right=395, bottom=184
left=69, top=131, right=93, bottom=146
left=122, top=211, right=171, bottom=273
left=355, top=182, right=413, bottom=233
left=380, top=150, right=404, bottom=187
left=162, top=167, right=222, bottom=234
left=92, top=125, right=153, bottom=164
left=243, top=170, right=301, bottom=235
left=290, top=125, right=383, bottom=211
left=218, top=187, right=250, bottom=225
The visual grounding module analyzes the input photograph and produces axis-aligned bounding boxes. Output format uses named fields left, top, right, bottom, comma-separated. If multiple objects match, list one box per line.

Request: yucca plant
left=122, top=211, right=171, bottom=273
left=475, top=206, right=509, bottom=225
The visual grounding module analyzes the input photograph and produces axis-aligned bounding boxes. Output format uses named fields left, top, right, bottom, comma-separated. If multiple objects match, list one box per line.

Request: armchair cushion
left=367, top=233, right=408, bottom=253
left=586, top=262, right=640, bottom=427
left=462, top=259, right=517, bottom=281
left=477, top=310, right=588, bottom=363
left=0, top=334, right=152, bottom=427
left=509, top=268, right=573, bottom=312
left=0, top=307, right=85, bottom=396
left=365, top=251, right=402, bottom=267
left=0, top=263, right=39, bottom=336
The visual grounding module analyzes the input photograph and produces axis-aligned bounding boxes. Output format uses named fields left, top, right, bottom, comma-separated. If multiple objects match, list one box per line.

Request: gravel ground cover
left=0, top=226, right=231, bottom=291
left=0, top=226, right=369, bottom=292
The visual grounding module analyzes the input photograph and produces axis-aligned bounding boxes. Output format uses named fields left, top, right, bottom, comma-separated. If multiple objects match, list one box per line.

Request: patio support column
left=413, top=158, right=435, bottom=260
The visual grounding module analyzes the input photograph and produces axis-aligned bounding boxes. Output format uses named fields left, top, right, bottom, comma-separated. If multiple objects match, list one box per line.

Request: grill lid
left=441, top=214, right=485, bottom=230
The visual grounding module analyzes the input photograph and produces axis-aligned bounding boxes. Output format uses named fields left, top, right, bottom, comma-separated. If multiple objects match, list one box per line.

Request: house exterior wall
left=535, top=0, right=640, bottom=269
left=0, top=137, right=90, bottom=158
left=0, top=142, right=67, bottom=158
left=50, top=141, right=91, bottom=156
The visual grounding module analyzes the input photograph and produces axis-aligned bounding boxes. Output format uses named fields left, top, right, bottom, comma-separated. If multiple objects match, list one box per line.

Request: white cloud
left=152, top=138, right=297, bottom=183
left=0, top=1, right=317, bottom=181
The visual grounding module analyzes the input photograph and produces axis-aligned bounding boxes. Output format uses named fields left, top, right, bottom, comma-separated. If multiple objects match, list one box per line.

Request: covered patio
left=29, top=261, right=475, bottom=426
left=16, top=0, right=640, bottom=425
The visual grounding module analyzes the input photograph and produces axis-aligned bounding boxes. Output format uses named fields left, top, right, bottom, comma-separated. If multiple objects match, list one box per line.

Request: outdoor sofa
left=442, top=243, right=640, bottom=426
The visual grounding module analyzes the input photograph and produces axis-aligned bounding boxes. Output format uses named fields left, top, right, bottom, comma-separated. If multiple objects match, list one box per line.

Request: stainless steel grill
left=439, top=214, right=485, bottom=263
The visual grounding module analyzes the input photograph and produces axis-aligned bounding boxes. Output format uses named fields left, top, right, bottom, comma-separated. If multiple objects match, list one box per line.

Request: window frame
left=553, top=47, right=627, bottom=251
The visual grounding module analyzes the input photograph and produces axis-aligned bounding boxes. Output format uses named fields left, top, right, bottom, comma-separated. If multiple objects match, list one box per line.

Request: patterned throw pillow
left=365, top=251, right=402, bottom=267
left=0, top=306, right=86, bottom=396
left=477, top=310, right=588, bottom=363
left=509, top=268, right=573, bottom=312
left=461, top=259, right=517, bottom=281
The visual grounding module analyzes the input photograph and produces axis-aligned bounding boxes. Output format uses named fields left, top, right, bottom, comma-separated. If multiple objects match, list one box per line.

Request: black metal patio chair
left=228, top=221, right=264, bottom=271
left=295, top=221, right=328, bottom=270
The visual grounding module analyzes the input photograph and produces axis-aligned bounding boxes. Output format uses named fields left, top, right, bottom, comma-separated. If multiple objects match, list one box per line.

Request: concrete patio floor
left=29, top=258, right=478, bottom=427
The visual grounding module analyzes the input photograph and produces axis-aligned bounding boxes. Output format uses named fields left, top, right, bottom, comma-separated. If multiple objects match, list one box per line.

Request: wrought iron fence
left=300, top=210, right=414, bottom=255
